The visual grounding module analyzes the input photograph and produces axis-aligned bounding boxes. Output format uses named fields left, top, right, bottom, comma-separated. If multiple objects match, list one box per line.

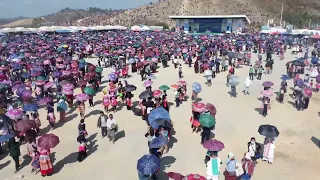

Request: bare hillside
left=95, top=0, right=320, bottom=27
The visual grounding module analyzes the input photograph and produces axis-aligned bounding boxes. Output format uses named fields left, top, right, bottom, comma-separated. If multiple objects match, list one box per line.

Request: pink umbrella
left=43, top=60, right=51, bottom=65
left=205, top=103, right=217, bottom=116
left=303, top=88, right=312, bottom=98
left=152, top=57, right=158, bottom=63
left=22, top=90, right=33, bottom=101
left=44, top=82, right=54, bottom=89
left=185, top=174, right=206, bottom=180
left=182, top=48, right=188, bottom=53
left=76, top=93, right=88, bottom=102
left=177, top=80, right=187, bottom=86
left=202, top=139, right=225, bottom=151
left=61, top=70, right=71, bottom=76
left=167, top=172, right=184, bottom=180
left=6, top=109, right=23, bottom=119
left=152, top=90, right=162, bottom=98
left=192, top=102, right=206, bottom=113
left=56, top=64, right=65, bottom=69
left=62, top=88, right=73, bottom=95
left=260, top=90, right=273, bottom=97
left=56, top=57, right=63, bottom=62
left=143, top=80, right=153, bottom=87
left=63, top=83, right=74, bottom=90
left=35, top=80, right=45, bottom=86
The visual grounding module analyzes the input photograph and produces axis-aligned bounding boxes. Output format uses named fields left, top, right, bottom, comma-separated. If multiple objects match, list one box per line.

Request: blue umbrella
left=311, top=57, right=319, bottom=65
left=78, top=63, right=85, bottom=69
left=57, top=100, right=68, bottom=112
left=296, top=79, right=304, bottom=88
left=149, top=137, right=168, bottom=149
left=137, top=154, right=160, bottom=175
left=16, top=86, right=26, bottom=96
left=53, top=71, right=62, bottom=77
left=148, top=107, right=171, bottom=129
left=192, top=82, right=202, bottom=93
left=0, top=134, right=14, bottom=143
left=22, top=103, right=39, bottom=112
left=108, top=73, right=118, bottom=81
left=128, top=58, right=136, bottom=64
left=21, top=73, right=30, bottom=79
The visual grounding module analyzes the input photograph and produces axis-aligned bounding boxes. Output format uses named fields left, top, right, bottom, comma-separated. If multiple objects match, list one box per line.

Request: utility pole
left=280, top=3, right=284, bottom=27
left=309, top=19, right=312, bottom=29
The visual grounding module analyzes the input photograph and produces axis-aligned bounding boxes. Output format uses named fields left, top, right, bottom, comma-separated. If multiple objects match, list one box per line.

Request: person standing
left=247, top=137, right=262, bottom=161
left=243, top=78, right=252, bottom=95
left=201, top=126, right=212, bottom=144
left=39, top=148, right=53, bottom=176
left=241, top=153, right=255, bottom=180
left=97, top=111, right=108, bottom=137
left=178, top=64, right=183, bottom=79
left=224, top=153, right=237, bottom=180
left=106, top=114, right=117, bottom=143
left=262, top=139, right=275, bottom=164
left=8, top=137, right=20, bottom=173
left=206, top=151, right=222, bottom=180
left=249, top=65, right=254, bottom=80
left=257, top=66, right=263, bottom=80
left=262, top=97, right=270, bottom=117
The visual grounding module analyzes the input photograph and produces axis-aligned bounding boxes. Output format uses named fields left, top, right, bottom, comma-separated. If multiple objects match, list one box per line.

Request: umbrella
left=44, top=82, right=54, bottom=89
left=84, top=87, right=95, bottom=96
left=166, top=172, right=185, bottom=180
left=205, top=103, right=217, bottom=116
left=260, top=90, right=273, bottom=97
left=137, top=154, right=160, bottom=175
left=76, top=93, right=88, bottom=102
left=38, top=97, right=52, bottom=105
left=262, top=81, right=274, bottom=87
left=0, top=134, right=14, bottom=143
left=22, top=90, right=33, bottom=101
left=0, top=83, right=9, bottom=91
left=53, top=71, right=62, bottom=77
left=149, top=137, right=168, bottom=149
left=79, top=59, right=86, bottom=64
left=36, top=76, right=46, bottom=81
left=185, top=174, right=206, bottom=180
left=316, top=75, right=320, bottom=83
left=296, top=78, right=304, bottom=88
left=59, top=80, right=71, bottom=87
left=108, top=73, right=118, bottom=81
left=302, top=88, right=312, bottom=98
left=38, top=133, right=60, bottom=149
left=62, top=83, right=74, bottom=90
left=202, top=139, right=225, bottom=151
left=35, top=80, right=45, bottom=86
left=21, top=73, right=30, bottom=79
left=128, top=58, right=136, bottom=64
left=177, top=80, right=187, bottom=86
left=199, top=114, right=215, bottom=128
left=192, top=82, right=202, bottom=93
left=0, top=114, right=12, bottom=125
left=62, top=88, right=73, bottom=95
left=227, top=52, right=235, bottom=59
left=22, top=103, right=39, bottom=111
left=6, top=109, right=23, bottom=119
left=148, top=107, right=171, bottom=129
left=229, top=75, right=240, bottom=86
left=144, top=80, right=153, bottom=87
left=15, top=120, right=37, bottom=132
left=152, top=90, right=162, bottom=98
left=124, top=84, right=137, bottom=92
left=139, top=90, right=153, bottom=99
left=159, top=85, right=170, bottom=91
left=204, top=70, right=212, bottom=76
left=236, top=53, right=245, bottom=59
left=171, top=84, right=179, bottom=89
left=95, top=67, right=103, bottom=73
left=78, top=80, right=87, bottom=86
left=192, top=102, right=206, bottom=113
left=258, top=124, right=280, bottom=138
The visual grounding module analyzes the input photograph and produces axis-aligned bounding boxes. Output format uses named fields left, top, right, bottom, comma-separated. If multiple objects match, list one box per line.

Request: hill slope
left=93, top=0, right=320, bottom=27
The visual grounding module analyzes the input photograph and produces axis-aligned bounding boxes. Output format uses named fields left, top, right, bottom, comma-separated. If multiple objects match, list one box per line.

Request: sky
left=0, top=0, right=156, bottom=18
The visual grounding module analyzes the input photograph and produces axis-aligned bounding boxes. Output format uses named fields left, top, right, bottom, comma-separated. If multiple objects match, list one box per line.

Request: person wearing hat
left=224, top=153, right=237, bottom=180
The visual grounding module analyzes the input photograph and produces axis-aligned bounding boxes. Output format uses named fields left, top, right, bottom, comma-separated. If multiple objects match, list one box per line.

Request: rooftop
left=169, top=15, right=250, bottom=24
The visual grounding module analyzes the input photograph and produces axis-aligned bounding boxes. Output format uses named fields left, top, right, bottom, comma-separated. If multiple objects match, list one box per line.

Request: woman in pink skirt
left=103, top=93, right=110, bottom=112
left=111, top=97, right=117, bottom=112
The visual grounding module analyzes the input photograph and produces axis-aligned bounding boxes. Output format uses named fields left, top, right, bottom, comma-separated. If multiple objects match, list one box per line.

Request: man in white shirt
left=97, top=111, right=108, bottom=137
left=106, top=114, right=117, bottom=143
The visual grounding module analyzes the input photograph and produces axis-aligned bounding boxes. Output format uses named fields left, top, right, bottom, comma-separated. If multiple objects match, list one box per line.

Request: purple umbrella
left=296, top=78, right=304, bottom=88
left=16, top=86, right=26, bottom=96
left=53, top=71, right=62, bottom=77
left=316, top=75, right=320, bottom=83
left=38, top=97, right=52, bottom=105
left=262, top=81, right=274, bottom=87
left=6, top=109, right=23, bottom=119
left=22, top=89, right=33, bottom=101
left=202, top=139, right=225, bottom=151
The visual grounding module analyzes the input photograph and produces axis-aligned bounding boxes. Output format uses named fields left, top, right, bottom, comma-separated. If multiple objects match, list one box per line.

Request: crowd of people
left=0, top=29, right=319, bottom=180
